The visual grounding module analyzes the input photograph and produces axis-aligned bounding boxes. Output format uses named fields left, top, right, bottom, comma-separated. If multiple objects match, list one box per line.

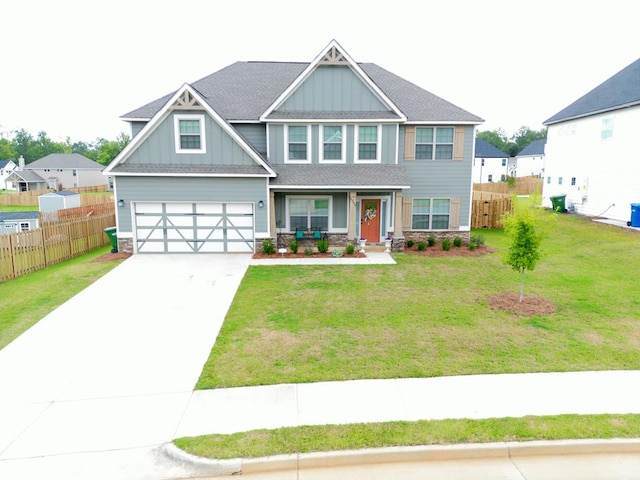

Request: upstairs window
left=415, top=127, right=454, bottom=160
left=174, top=114, right=206, bottom=153
left=601, top=117, right=614, bottom=140
left=356, top=125, right=379, bottom=162
left=286, top=125, right=309, bottom=163
left=321, top=125, right=344, bottom=162
left=501, top=159, right=507, bottom=166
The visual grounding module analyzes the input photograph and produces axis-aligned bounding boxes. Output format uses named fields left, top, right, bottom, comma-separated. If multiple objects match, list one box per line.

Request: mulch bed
left=252, top=251, right=366, bottom=260
left=92, top=252, right=132, bottom=262
left=488, top=293, right=555, bottom=316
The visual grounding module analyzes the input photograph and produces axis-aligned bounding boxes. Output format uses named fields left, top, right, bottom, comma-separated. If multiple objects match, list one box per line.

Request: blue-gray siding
left=278, top=66, right=389, bottom=112
left=234, top=124, right=267, bottom=156
left=127, top=111, right=257, bottom=166
left=400, top=125, right=474, bottom=226
left=115, top=176, right=268, bottom=232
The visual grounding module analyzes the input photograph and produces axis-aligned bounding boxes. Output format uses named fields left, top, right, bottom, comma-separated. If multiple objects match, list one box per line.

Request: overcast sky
left=2, top=0, right=638, bottom=144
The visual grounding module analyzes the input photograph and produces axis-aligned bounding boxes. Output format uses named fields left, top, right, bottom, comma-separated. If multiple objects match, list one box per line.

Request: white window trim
left=174, top=114, right=206, bottom=154
left=354, top=124, right=381, bottom=164
left=284, top=124, right=311, bottom=164
left=319, top=124, right=346, bottom=163
left=415, top=126, right=454, bottom=161
left=411, top=197, right=451, bottom=231
left=19, top=222, right=30, bottom=231
left=285, top=195, right=332, bottom=232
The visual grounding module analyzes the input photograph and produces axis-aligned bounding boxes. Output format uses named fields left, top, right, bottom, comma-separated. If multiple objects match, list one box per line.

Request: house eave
left=543, top=100, right=640, bottom=126
left=106, top=172, right=275, bottom=178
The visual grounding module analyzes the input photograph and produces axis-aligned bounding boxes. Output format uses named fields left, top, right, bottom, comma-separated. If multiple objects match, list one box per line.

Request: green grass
left=175, top=414, right=640, bottom=459
left=0, top=205, right=38, bottom=211
left=196, top=213, right=640, bottom=389
left=0, top=246, right=127, bottom=350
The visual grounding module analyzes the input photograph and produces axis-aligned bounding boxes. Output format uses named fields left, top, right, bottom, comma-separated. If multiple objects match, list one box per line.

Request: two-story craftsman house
left=104, top=40, right=483, bottom=254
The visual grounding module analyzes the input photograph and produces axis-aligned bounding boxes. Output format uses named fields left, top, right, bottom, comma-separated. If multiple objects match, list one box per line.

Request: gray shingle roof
left=110, top=163, right=272, bottom=176
left=40, top=190, right=79, bottom=197
left=7, top=170, right=45, bottom=182
left=475, top=138, right=509, bottom=158
left=26, top=153, right=104, bottom=170
left=122, top=61, right=483, bottom=124
left=544, top=57, right=640, bottom=125
left=0, top=211, right=39, bottom=221
left=0, top=160, right=15, bottom=168
left=270, top=164, right=410, bottom=188
left=517, top=138, right=546, bottom=156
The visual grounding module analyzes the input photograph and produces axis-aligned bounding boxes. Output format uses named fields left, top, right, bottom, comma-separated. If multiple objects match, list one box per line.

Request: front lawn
left=0, top=246, right=128, bottom=350
left=197, top=213, right=640, bottom=389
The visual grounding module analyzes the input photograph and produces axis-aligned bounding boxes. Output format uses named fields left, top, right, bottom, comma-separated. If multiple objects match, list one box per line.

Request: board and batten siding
left=126, top=111, right=257, bottom=166
left=115, top=176, right=268, bottom=233
left=277, top=65, right=389, bottom=112
left=233, top=123, right=267, bottom=156
left=268, top=123, right=397, bottom=165
left=400, top=125, right=475, bottom=228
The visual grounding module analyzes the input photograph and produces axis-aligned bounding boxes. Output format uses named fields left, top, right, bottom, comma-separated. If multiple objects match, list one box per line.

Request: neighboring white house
left=514, top=138, right=546, bottom=178
left=473, top=138, right=511, bottom=183
left=542, top=57, right=640, bottom=222
left=0, top=159, right=18, bottom=190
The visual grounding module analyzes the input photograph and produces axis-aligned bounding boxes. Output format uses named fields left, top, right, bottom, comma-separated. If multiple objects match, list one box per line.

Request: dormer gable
left=260, top=40, right=406, bottom=122
left=104, top=83, right=275, bottom=176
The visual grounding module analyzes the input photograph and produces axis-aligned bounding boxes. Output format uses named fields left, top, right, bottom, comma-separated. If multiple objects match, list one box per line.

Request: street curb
left=163, top=438, right=640, bottom=477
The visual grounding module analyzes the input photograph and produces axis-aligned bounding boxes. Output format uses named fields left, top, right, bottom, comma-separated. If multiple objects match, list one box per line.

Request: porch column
left=347, top=191, right=357, bottom=239
left=269, top=190, right=276, bottom=237
left=394, top=191, right=403, bottom=236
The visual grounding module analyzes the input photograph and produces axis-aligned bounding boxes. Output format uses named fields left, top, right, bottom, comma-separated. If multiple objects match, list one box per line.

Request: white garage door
left=134, top=202, right=254, bottom=253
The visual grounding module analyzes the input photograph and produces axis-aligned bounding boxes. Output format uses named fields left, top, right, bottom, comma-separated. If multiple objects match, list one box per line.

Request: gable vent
left=172, top=90, right=201, bottom=110
left=320, top=46, right=347, bottom=65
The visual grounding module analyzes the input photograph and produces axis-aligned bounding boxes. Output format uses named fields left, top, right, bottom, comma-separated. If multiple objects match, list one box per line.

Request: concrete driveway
left=0, top=254, right=252, bottom=479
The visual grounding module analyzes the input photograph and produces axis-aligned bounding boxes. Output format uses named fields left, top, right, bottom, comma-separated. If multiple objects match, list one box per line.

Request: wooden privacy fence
left=0, top=185, right=111, bottom=206
left=39, top=203, right=115, bottom=222
left=471, top=195, right=513, bottom=229
left=473, top=176, right=543, bottom=195
left=0, top=213, right=116, bottom=282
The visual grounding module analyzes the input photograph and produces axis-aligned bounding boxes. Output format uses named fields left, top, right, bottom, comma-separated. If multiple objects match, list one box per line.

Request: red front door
left=360, top=199, right=381, bottom=242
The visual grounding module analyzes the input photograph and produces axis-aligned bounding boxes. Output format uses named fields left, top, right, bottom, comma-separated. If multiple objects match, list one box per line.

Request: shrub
left=453, top=237, right=462, bottom=248
left=261, top=238, right=275, bottom=255
left=427, top=235, right=436, bottom=247
left=345, top=243, right=356, bottom=255
left=468, top=242, right=477, bottom=251
left=304, top=247, right=313, bottom=256
left=442, top=238, right=451, bottom=251
left=470, top=234, right=485, bottom=246
left=417, top=241, right=427, bottom=251
left=406, top=239, right=415, bottom=248
left=288, top=240, right=299, bottom=254
left=316, top=238, right=329, bottom=253
left=331, top=249, right=343, bottom=257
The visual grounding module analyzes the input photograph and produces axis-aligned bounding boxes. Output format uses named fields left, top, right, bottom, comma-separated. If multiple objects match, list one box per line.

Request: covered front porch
left=263, top=163, right=411, bottom=252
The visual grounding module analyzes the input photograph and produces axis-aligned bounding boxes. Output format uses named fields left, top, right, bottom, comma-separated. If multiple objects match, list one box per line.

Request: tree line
left=477, top=126, right=547, bottom=157
left=0, top=129, right=130, bottom=166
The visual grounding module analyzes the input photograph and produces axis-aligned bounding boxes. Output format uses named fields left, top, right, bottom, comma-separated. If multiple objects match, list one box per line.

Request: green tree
left=0, top=138, right=17, bottom=160
left=478, top=126, right=547, bottom=157
left=502, top=199, right=547, bottom=302
left=94, top=133, right=130, bottom=165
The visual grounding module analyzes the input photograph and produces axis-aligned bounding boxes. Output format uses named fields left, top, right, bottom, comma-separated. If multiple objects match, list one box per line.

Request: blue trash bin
left=629, top=204, right=640, bottom=227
